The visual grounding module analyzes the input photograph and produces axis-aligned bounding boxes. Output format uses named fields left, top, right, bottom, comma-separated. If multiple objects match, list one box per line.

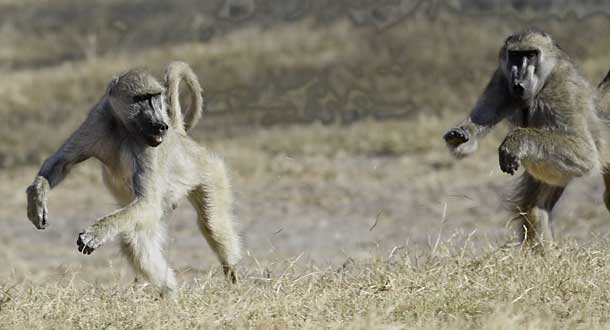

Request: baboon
left=26, top=61, right=240, bottom=295
left=443, top=29, right=610, bottom=245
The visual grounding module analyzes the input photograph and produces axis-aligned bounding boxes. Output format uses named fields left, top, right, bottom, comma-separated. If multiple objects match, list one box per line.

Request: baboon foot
left=161, top=285, right=177, bottom=298
left=519, top=229, right=555, bottom=253
left=223, top=265, right=238, bottom=284
left=520, top=237, right=546, bottom=253
left=77, top=229, right=105, bottom=255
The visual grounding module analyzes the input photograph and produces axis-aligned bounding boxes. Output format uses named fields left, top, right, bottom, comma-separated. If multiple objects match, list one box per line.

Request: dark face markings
left=506, top=49, right=540, bottom=99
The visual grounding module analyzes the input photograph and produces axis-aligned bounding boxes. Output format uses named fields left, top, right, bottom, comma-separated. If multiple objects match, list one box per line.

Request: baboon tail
left=164, top=61, right=204, bottom=133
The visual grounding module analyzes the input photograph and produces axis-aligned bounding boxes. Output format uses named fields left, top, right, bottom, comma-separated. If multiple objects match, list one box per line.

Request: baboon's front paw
left=498, top=143, right=520, bottom=175
left=443, top=127, right=469, bottom=148
left=26, top=181, right=49, bottom=230
left=26, top=197, right=48, bottom=230
left=77, top=230, right=104, bottom=255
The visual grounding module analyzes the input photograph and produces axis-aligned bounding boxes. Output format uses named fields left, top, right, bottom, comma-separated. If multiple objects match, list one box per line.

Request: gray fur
left=443, top=30, right=610, bottom=246
left=26, top=62, right=240, bottom=295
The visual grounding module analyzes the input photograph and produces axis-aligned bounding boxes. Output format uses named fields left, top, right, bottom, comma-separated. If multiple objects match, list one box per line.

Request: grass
left=1, top=9, right=609, bottom=168
left=3, top=241, right=610, bottom=329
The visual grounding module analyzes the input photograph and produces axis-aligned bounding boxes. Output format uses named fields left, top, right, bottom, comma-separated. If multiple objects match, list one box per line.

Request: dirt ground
left=3, top=120, right=610, bottom=286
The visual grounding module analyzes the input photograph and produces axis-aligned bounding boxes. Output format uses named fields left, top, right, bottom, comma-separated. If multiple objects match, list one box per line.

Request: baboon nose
left=152, top=122, right=168, bottom=133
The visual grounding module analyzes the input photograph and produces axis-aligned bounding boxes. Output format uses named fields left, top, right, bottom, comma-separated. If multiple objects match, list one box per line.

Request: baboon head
left=500, top=29, right=558, bottom=101
left=107, top=69, right=169, bottom=147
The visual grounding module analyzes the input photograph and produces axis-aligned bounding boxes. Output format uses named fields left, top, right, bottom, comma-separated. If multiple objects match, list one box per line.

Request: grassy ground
left=3, top=118, right=610, bottom=329
left=2, top=1, right=610, bottom=329
left=3, top=242, right=610, bottom=329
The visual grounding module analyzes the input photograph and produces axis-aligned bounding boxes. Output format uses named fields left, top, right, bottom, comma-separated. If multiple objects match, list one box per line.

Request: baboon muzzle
left=143, top=121, right=168, bottom=147
left=509, top=53, right=536, bottom=98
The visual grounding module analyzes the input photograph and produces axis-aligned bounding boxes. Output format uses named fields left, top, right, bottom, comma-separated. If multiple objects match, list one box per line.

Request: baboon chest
left=101, top=153, right=138, bottom=204
left=513, top=98, right=561, bottom=129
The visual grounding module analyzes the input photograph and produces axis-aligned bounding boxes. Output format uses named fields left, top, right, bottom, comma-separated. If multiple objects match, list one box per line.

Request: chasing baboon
left=443, top=29, right=610, bottom=245
left=26, top=61, right=240, bottom=295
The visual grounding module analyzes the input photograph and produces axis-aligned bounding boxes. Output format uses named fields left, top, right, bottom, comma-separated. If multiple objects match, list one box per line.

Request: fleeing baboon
left=444, top=29, right=610, bottom=245
left=26, top=62, right=240, bottom=295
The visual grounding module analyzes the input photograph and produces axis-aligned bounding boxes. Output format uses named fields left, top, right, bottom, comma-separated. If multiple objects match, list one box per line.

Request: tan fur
left=164, top=61, right=204, bottom=133
left=26, top=62, right=239, bottom=295
left=443, top=29, right=610, bottom=247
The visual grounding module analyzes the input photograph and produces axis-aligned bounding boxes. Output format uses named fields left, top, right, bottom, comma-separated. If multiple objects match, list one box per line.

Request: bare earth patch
left=2, top=121, right=610, bottom=329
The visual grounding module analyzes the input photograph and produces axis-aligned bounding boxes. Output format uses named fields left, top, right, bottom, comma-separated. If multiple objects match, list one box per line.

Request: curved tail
left=164, top=61, right=204, bottom=133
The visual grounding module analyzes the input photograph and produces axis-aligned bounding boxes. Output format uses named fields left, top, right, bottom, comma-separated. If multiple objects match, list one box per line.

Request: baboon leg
left=603, top=170, right=610, bottom=213
left=510, top=173, right=565, bottom=246
left=520, top=207, right=553, bottom=244
left=188, top=155, right=240, bottom=283
left=120, top=224, right=176, bottom=295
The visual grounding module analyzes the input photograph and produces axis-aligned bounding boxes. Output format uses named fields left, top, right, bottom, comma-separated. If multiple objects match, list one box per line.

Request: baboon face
left=129, top=93, right=168, bottom=147
left=500, top=31, right=557, bottom=101
left=109, top=70, right=169, bottom=147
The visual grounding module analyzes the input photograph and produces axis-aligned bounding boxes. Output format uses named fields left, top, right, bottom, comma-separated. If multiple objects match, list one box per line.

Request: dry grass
left=1, top=7, right=609, bottom=168
left=2, top=117, right=609, bottom=329
left=3, top=242, right=610, bottom=329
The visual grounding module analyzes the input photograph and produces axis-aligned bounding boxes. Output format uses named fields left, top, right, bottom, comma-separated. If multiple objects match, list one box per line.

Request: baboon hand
left=444, top=127, right=478, bottom=158
left=444, top=127, right=469, bottom=147
left=26, top=176, right=50, bottom=230
left=77, top=229, right=105, bottom=255
left=498, top=138, right=521, bottom=175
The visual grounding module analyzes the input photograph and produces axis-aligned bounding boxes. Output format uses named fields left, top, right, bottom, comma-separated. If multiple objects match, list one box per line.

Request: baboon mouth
left=513, top=84, right=525, bottom=95
left=145, top=134, right=164, bottom=147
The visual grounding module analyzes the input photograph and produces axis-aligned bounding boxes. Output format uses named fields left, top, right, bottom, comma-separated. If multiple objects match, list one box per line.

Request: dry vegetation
left=2, top=1, right=610, bottom=329
left=4, top=242, right=610, bottom=329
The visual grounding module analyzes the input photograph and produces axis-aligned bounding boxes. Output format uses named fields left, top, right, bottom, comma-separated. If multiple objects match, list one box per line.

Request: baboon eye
left=527, top=51, right=538, bottom=60
left=132, top=95, right=149, bottom=103
left=131, top=93, right=160, bottom=103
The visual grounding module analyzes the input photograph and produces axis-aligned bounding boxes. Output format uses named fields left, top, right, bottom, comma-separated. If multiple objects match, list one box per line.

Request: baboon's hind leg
left=120, top=224, right=177, bottom=296
left=509, top=173, right=565, bottom=246
left=188, top=155, right=241, bottom=283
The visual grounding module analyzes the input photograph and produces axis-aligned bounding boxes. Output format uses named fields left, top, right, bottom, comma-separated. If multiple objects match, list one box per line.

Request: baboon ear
left=554, top=42, right=562, bottom=51
left=106, top=76, right=120, bottom=96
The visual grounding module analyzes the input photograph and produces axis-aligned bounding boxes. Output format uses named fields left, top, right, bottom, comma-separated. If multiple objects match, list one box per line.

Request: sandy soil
left=2, top=122, right=609, bottom=285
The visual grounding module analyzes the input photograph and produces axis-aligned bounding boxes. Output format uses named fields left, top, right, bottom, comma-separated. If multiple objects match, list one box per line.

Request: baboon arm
left=77, top=194, right=163, bottom=253
left=445, top=69, right=513, bottom=158
left=91, top=197, right=162, bottom=237
left=505, top=128, right=597, bottom=178
left=460, top=69, right=513, bottom=139
left=36, top=112, right=106, bottom=188
left=89, top=169, right=163, bottom=236
left=27, top=110, right=108, bottom=229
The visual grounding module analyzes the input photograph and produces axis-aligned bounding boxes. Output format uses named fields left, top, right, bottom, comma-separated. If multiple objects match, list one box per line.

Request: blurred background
left=1, top=0, right=610, bottom=283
